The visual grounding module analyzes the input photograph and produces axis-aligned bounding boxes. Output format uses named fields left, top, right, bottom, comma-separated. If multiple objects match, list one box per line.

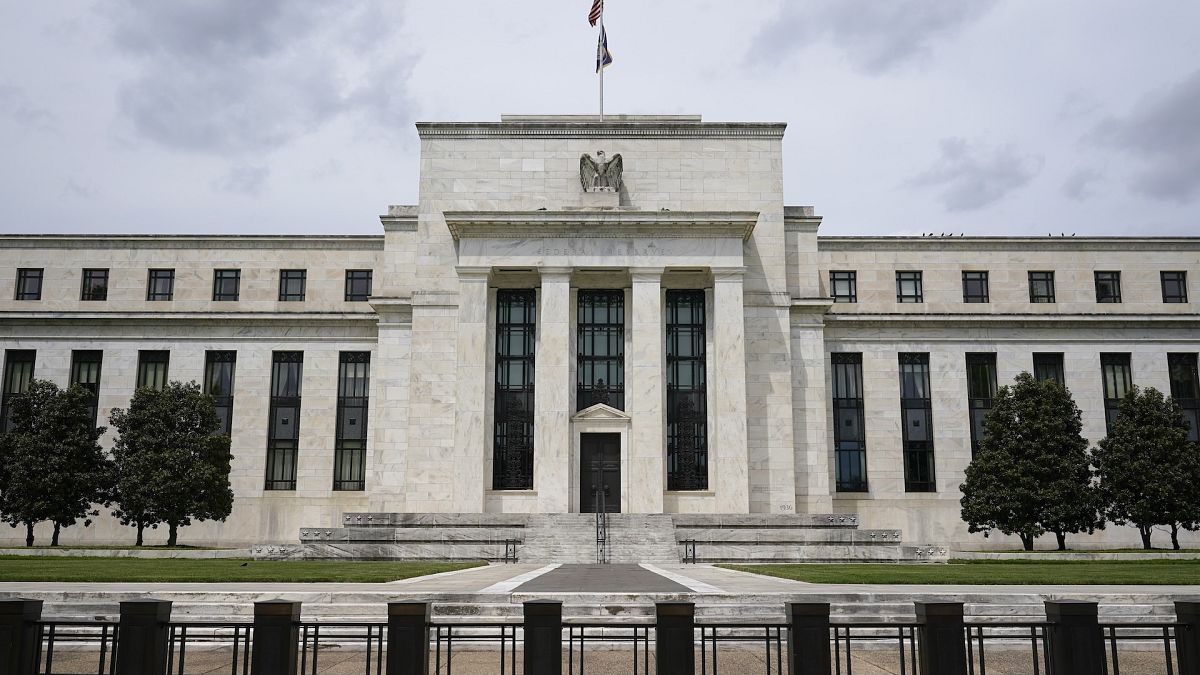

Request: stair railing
left=594, top=487, right=609, bottom=564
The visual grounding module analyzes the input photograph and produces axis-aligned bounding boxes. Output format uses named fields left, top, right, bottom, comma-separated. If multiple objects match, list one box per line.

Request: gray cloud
left=212, top=164, right=269, bottom=196
left=1092, top=69, right=1200, bottom=203
left=107, top=0, right=414, bottom=155
left=1062, top=168, right=1102, bottom=201
left=0, top=85, right=56, bottom=131
left=746, top=0, right=998, bottom=73
left=906, top=138, right=1043, bottom=212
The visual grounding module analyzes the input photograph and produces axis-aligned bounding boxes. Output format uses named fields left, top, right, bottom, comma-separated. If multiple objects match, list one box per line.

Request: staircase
left=518, top=514, right=679, bottom=564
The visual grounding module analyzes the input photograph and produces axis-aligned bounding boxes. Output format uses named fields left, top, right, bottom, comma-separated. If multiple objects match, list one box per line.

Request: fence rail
left=3, top=598, right=1199, bottom=675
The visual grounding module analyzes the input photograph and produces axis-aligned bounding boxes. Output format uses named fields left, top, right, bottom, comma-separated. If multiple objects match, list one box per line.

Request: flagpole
left=599, top=9, right=605, bottom=121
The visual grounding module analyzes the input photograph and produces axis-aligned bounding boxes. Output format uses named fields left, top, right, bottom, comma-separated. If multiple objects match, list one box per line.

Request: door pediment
left=572, top=403, right=631, bottom=422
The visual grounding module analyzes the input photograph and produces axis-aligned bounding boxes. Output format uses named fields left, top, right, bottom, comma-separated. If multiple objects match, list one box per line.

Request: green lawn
left=0, top=557, right=483, bottom=583
left=720, top=560, right=1200, bottom=585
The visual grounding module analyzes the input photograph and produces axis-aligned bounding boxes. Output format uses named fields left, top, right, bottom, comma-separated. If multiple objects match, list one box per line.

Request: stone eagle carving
left=579, top=150, right=623, bottom=192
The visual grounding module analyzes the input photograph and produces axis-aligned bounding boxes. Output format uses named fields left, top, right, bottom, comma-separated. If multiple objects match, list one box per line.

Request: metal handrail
left=595, top=488, right=609, bottom=564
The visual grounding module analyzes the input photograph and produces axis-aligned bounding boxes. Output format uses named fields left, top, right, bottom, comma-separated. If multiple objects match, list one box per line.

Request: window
left=136, top=350, right=170, bottom=390
left=1100, top=353, right=1132, bottom=435
left=896, top=271, right=923, bottom=303
left=899, top=353, right=935, bottom=492
left=1033, top=353, right=1065, bottom=385
left=494, top=290, right=536, bottom=490
left=204, top=351, right=237, bottom=437
left=266, top=351, right=303, bottom=490
left=666, top=290, right=708, bottom=491
left=1161, top=271, right=1188, bottom=304
left=345, top=270, right=373, bottom=302
left=1, top=350, right=35, bottom=432
left=147, top=269, right=175, bottom=301
left=278, top=270, right=306, bottom=302
left=1028, top=271, right=1056, bottom=303
left=962, top=271, right=989, bottom=303
left=334, top=352, right=370, bottom=491
left=1168, top=354, right=1199, bottom=443
left=577, top=290, right=625, bottom=410
left=1095, top=271, right=1121, bottom=303
left=832, top=353, right=867, bottom=492
left=15, top=269, right=42, bottom=301
left=70, top=350, right=103, bottom=427
left=966, top=353, right=997, bottom=457
left=212, top=270, right=240, bottom=301
left=829, top=271, right=857, bottom=303
left=81, top=269, right=109, bottom=302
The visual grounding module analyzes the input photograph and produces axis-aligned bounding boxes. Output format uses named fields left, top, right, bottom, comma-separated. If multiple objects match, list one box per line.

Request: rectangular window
left=278, top=270, right=306, bottom=302
left=345, top=270, right=373, bottom=302
left=1028, top=271, right=1056, bottom=303
left=15, top=269, right=43, bottom=301
left=899, top=353, right=935, bottom=492
left=266, top=351, right=303, bottom=490
left=832, top=352, right=867, bottom=492
left=1161, top=271, right=1188, bottom=303
left=577, top=290, right=625, bottom=410
left=1168, top=353, right=1199, bottom=443
left=962, top=271, right=990, bottom=303
left=81, top=269, right=109, bottom=302
left=204, top=351, right=237, bottom=437
left=666, top=290, right=708, bottom=491
left=136, top=350, right=170, bottom=390
left=1033, top=352, right=1065, bottom=385
left=334, top=352, right=370, bottom=491
left=494, top=290, right=536, bottom=490
left=1095, top=271, right=1122, bottom=303
left=829, top=271, right=857, bottom=303
left=147, top=269, right=175, bottom=301
left=966, top=353, right=998, bottom=457
left=212, top=269, right=240, bottom=301
left=1101, top=353, right=1132, bottom=435
left=70, top=350, right=103, bottom=427
left=1, top=350, right=35, bottom=432
left=896, top=271, right=923, bottom=303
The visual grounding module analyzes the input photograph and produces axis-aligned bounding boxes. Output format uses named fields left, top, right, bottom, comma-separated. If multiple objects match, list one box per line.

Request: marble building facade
left=0, top=115, right=1197, bottom=549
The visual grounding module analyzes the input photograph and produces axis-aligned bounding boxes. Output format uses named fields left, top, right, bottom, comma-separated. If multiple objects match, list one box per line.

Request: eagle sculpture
left=579, top=150, right=623, bottom=192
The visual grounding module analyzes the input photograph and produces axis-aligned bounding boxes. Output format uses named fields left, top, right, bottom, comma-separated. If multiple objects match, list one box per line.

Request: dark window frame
left=1, top=350, right=35, bottom=432
left=15, top=268, right=43, bottom=301
left=147, top=269, right=175, bottom=301
left=666, top=290, right=708, bottom=491
left=899, top=352, right=935, bottom=492
left=829, top=271, right=857, bottom=303
left=136, top=350, right=170, bottom=391
left=494, top=290, right=536, bottom=490
left=344, top=270, right=373, bottom=302
left=1168, top=353, right=1199, bottom=443
left=1100, top=353, right=1132, bottom=435
left=278, top=269, right=307, bottom=302
left=266, top=351, right=304, bottom=490
left=212, top=269, right=241, bottom=302
left=334, top=352, right=371, bottom=491
left=966, top=353, right=997, bottom=457
left=832, top=352, right=868, bottom=492
left=70, top=350, right=103, bottom=427
left=577, top=289, right=625, bottom=411
left=81, top=268, right=109, bottom=302
left=1161, top=271, right=1188, bottom=303
left=1028, top=271, right=1056, bottom=303
left=896, top=271, right=923, bottom=303
left=1033, top=352, right=1065, bottom=386
left=1095, top=271, right=1122, bottom=303
left=962, top=271, right=990, bottom=303
left=204, top=350, right=237, bottom=438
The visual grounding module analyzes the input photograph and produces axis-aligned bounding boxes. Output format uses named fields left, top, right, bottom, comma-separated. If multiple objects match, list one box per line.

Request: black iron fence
left=3, top=597, right=1199, bottom=674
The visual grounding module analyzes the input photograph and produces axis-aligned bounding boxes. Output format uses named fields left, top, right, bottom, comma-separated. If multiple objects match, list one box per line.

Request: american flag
left=588, top=0, right=603, bottom=26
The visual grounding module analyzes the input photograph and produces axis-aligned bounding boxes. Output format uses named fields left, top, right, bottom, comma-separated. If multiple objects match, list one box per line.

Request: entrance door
left=580, top=433, right=621, bottom=513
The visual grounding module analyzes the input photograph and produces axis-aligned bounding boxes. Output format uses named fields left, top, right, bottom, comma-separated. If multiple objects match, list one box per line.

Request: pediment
left=571, top=403, right=631, bottom=421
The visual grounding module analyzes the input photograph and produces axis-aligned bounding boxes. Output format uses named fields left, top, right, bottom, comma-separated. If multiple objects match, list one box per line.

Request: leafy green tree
left=109, top=381, right=234, bottom=546
left=1094, top=386, right=1198, bottom=550
left=960, top=372, right=1102, bottom=551
left=0, top=380, right=111, bottom=546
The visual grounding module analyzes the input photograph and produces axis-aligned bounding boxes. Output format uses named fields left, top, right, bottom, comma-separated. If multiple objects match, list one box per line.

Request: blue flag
left=596, top=25, right=613, bottom=73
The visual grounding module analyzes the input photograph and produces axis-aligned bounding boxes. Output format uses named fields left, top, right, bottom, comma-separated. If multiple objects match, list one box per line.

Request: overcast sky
left=1, top=1, right=1198, bottom=236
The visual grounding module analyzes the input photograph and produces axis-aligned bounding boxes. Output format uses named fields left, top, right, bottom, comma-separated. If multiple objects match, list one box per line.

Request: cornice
left=818, top=236, right=1200, bottom=252
left=380, top=205, right=418, bottom=233
left=0, top=235, right=384, bottom=251
left=823, top=312, right=1200, bottom=327
left=417, top=121, right=786, bottom=140
left=444, top=210, right=759, bottom=241
left=0, top=310, right=377, bottom=325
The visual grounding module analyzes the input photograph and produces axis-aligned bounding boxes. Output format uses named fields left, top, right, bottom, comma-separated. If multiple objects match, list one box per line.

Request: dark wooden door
left=580, top=433, right=621, bottom=513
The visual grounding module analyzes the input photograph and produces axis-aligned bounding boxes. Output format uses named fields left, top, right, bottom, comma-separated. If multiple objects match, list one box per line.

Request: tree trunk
left=1019, top=533, right=1034, bottom=551
left=1140, top=526, right=1153, bottom=550
left=1055, top=531, right=1067, bottom=551
left=25, top=522, right=34, bottom=547
left=167, top=521, right=178, bottom=547
left=136, top=522, right=144, bottom=547
left=51, top=523, right=60, bottom=546
left=1171, top=524, right=1181, bottom=551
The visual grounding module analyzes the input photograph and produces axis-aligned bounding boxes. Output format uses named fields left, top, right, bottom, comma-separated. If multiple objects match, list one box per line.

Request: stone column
left=369, top=298, right=413, bottom=510
left=535, top=268, right=572, bottom=512
left=791, top=310, right=833, bottom=513
left=627, top=268, right=665, bottom=513
left=712, top=267, right=750, bottom=513
left=451, top=267, right=490, bottom=512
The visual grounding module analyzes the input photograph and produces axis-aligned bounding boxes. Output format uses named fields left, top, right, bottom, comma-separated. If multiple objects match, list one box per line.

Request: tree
left=109, top=381, right=234, bottom=546
left=1094, top=386, right=1198, bottom=550
left=960, top=372, right=1102, bottom=551
left=0, top=380, right=111, bottom=546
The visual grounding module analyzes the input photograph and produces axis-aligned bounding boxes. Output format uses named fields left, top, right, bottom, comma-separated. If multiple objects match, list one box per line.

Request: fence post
left=523, top=600, right=562, bottom=675
left=251, top=601, right=301, bottom=675
left=387, top=602, right=430, bottom=675
left=115, top=600, right=172, bottom=675
left=787, top=602, right=831, bottom=675
left=0, top=599, right=42, bottom=675
left=1177, top=601, right=1200, bottom=675
left=1045, top=600, right=1104, bottom=675
left=656, top=602, right=695, bottom=675
left=915, top=602, right=967, bottom=675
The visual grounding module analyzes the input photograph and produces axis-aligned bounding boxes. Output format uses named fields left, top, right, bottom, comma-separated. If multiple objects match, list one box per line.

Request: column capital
left=629, top=266, right=665, bottom=283
left=455, top=265, right=492, bottom=281
left=538, top=266, right=574, bottom=282
left=711, top=267, right=746, bottom=283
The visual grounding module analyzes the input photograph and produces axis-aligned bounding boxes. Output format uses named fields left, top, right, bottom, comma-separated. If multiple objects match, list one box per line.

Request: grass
left=720, top=560, right=1200, bottom=585
left=969, top=548, right=1200, bottom=554
left=3, top=544, right=231, bottom=551
left=0, top=557, right=483, bottom=583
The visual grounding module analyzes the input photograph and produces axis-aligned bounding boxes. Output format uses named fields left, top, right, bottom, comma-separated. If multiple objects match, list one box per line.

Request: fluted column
left=712, top=267, right=750, bottom=512
left=627, top=267, right=665, bottom=513
left=451, top=266, right=490, bottom=512
left=535, top=268, right=572, bottom=512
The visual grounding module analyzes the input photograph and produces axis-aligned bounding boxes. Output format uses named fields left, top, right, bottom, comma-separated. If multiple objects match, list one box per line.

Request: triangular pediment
left=571, top=403, right=631, bottom=421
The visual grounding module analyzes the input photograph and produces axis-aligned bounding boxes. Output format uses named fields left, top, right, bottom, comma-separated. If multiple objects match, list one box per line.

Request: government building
left=1, top=115, right=1198, bottom=556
